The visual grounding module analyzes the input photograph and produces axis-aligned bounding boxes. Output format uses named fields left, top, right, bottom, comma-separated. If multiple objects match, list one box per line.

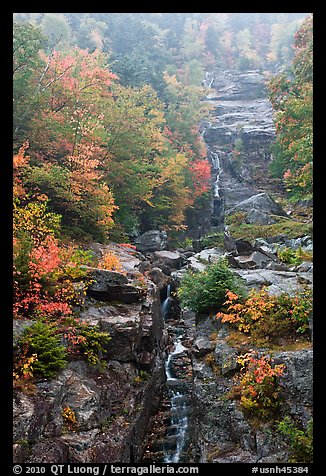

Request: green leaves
left=268, top=15, right=313, bottom=201
left=178, top=260, right=245, bottom=314
left=21, top=321, right=67, bottom=379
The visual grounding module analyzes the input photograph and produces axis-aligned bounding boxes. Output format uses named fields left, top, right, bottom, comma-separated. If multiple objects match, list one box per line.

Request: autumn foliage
left=13, top=22, right=214, bottom=239
left=216, top=288, right=312, bottom=342
left=268, top=15, right=313, bottom=201
left=229, top=351, right=285, bottom=418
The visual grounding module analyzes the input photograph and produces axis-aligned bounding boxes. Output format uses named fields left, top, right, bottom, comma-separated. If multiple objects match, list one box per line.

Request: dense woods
left=13, top=12, right=311, bottom=241
left=268, top=15, right=313, bottom=201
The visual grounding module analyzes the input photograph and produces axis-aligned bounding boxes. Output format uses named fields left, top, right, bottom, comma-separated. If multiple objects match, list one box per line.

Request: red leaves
left=232, top=350, right=286, bottom=417
left=29, top=235, right=61, bottom=278
left=188, top=159, right=211, bottom=197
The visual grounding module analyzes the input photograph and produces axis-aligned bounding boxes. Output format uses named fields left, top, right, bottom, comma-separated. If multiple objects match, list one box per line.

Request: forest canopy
left=13, top=12, right=309, bottom=241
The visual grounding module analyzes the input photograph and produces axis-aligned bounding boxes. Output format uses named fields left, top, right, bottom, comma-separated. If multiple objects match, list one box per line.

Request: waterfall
left=203, top=70, right=225, bottom=229
left=208, top=148, right=222, bottom=198
left=203, top=71, right=214, bottom=88
left=161, top=284, right=171, bottom=320
left=158, top=284, right=191, bottom=464
left=163, top=332, right=190, bottom=463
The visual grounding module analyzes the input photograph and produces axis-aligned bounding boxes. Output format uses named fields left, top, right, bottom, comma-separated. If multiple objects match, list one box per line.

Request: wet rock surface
left=191, top=325, right=312, bottom=463
left=134, top=230, right=168, bottom=253
left=181, top=69, right=312, bottom=463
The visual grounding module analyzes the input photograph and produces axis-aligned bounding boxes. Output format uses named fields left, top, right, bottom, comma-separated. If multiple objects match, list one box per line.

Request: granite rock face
left=187, top=69, right=313, bottom=464
left=227, top=192, right=288, bottom=218
left=13, top=246, right=167, bottom=464
left=191, top=326, right=313, bottom=463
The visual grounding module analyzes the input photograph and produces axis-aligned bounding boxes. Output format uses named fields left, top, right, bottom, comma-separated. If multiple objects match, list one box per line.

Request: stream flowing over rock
left=140, top=69, right=312, bottom=465
left=185, top=69, right=313, bottom=463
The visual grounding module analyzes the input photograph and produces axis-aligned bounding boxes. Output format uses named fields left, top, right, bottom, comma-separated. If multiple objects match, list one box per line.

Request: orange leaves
left=13, top=198, right=94, bottom=320
left=225, top=290, right=239, bottom=302
left=216, top=287, right=312, bottom=342
left=39, top=48, right=117, bottom=102
left=13, top=140, right=30, bottom=169
left=29, top=235, right=62, bottom=279
left=216, top=288, right=275, bottom=333
left=238, top=351, right=285, bottom=385
left=13, top=140, right=31, bottom=198
left=232, top=350, right=286, bottom=418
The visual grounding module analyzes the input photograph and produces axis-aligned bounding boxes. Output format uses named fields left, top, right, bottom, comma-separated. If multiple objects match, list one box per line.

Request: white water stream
left=163, top=332, right=189, bottom=463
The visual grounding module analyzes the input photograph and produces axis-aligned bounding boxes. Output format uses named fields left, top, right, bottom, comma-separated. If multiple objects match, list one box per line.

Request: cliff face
left=13, top=244, right=168, bottom=463
left=13, top=70, right=313, bottom=465
left=202, top=69, right=279, bottom=230
left=187, top=69, right=313, bottom=463
left=191, top=322, right=313, bottom=463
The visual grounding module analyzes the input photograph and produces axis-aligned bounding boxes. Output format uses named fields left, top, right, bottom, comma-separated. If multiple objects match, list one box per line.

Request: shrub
left=20, top=321, right=67, bottom=379
left=13, top=196, right=94, bottom=320
left=14, top=235, right=93, bottom=320
left=277, top=246, right=313, bottom=266
left=61, top=318, right=111, bottom=369
left=229, top=351, right=285, bottom=419
left=177, top=259, right=245, bottom=314
left=216, top=288, right=312, bottom=341
left=277, top=417, right=313, bottom=463
left=62, top=406, right=78, bottom=432
left=133, top=370, right=150, bottom=385
left=226, top=217, right=312, bottom=242
left=200, top=233, right=224, bottom=249
left=13, top=349, right=38, bottom=393
left=99, top=250, right=125, bottom=273
left=76, top=326, right=111, bottom=368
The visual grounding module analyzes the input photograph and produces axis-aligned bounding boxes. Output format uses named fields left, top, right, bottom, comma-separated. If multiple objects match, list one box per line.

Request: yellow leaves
left=99, top=250, right=125, bottom=273
left=62, top=405, right=78, bottom=431
left=14, top=352, right=38, bottom=381
left=216, top=288, right=276, bottom=333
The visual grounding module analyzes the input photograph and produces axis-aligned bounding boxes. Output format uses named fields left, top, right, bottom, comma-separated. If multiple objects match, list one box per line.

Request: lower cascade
left=163, top=331, right=190, bottom=463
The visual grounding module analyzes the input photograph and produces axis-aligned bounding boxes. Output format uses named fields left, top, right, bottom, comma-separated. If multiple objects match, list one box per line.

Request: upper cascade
left=200, top=69, right=278, bottom=231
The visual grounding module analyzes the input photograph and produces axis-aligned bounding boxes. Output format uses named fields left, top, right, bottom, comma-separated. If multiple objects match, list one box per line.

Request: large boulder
left=192, top=335, right=216, bottom=357
left=86, top=267, right=146, bottom=304
left=146, top=267, right=169, bottom=287
left=228, top=250, right=275, bottom=269
left=234, top=238, right=253, bottom=255
left=214, top=339, right=238, bottom=375
left=227, top=192, right=288, bottom=218
left=153, top=250, right=182, bottom=269
left=134, top=230, right=167, bottom=253
left=245, top=209, right=277, bottom=225
left=86, top=268, right=128, bottom=290
left=274, top=350, right=313, bottom=426
left=233, top=269, right=313, bottom=295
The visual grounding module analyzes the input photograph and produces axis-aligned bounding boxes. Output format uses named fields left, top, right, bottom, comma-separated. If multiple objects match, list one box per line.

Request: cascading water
left=161, top=284, right=172, bottom=320
left=208, top=148, right=221, bottom=198
left=203, top=71, right=214, bottom=88
left=163, top=331, right=190, bottom=463
left=157, top=284, right=192, bottom=463
left=207, top=145, right=224, bottom=228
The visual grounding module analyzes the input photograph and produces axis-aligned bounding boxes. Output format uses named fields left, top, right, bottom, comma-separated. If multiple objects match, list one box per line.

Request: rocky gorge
left=13, top=69, right=313, bottom=464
